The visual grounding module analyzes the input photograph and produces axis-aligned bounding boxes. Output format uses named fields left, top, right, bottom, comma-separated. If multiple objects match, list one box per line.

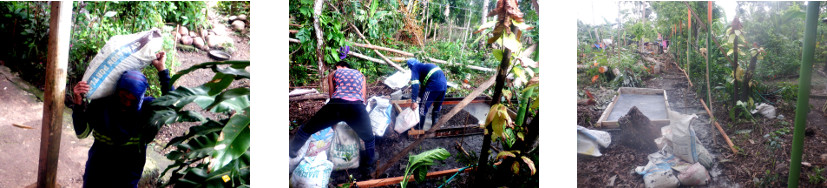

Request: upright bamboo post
left=706, top=1, right=713, bottom=111
left=687, top=8, right=692, bottom=76
left=788, top=2, right=820, bottom=187
left=36, top=2, right=72, bottom=188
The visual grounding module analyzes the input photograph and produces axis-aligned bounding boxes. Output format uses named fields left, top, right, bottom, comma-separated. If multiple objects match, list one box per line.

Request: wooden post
left=36, top=2, right=72, bottom=188
left=480, top=0, right=489, bottom=25
left=313, top=0, right=327, bottom=94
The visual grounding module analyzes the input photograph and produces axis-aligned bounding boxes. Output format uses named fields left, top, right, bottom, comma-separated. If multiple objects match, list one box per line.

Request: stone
left=238, top=14, right=247, bottom=21
left=180, top=36, right=193, bottom=45
left=193, top=37, right=206, bottom=50
left=232, top=20, right=245, bottom=31
left=189, top=31, right=197, bottom=37
left=229, top=15, right=238, bottom=21
left=178, top=26, right=188, bottom=36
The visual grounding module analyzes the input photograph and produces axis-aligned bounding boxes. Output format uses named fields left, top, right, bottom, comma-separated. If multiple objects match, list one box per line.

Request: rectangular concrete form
left=597, top=87, right=671, bottom=128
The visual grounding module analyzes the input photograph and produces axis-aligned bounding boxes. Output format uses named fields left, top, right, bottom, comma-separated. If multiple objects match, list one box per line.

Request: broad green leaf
left=212, top=114, right=251, bottom=170
left=369, top=0, right=378, bottom=17
left=521, top=156, right=536, bottom=175
left=205, top=73, right=235, bottom=96
left=401, top=148, right=450, bottom=187
left=171, top=61, right=250, bottom=85
left=206, top=87, right=251, bottom=112
left=504, top=128, right=516, bottom=148
left=493, top=49, right=503, bottom=62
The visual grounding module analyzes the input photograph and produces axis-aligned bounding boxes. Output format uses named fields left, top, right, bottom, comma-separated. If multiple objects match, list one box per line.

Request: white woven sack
left=82, top=28, right=164, bottom=100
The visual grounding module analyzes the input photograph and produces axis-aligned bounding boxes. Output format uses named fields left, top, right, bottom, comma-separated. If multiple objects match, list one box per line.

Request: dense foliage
left=288, top=0, right=538, bottom=96
left=150, top=61, right=250, bottom=187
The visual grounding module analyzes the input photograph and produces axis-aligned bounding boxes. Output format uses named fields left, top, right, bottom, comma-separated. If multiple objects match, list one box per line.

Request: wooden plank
left=343, top=167, right=474, bottom=187
left=36, top=2, right=72, bottom=188
left=596, top=95, right=619, bottom=128
left=373, top=76, right=497, bottom=178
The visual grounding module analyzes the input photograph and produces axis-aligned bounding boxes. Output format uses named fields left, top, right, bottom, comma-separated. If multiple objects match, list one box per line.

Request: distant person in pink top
left=289, top=60, right=377, bottom=175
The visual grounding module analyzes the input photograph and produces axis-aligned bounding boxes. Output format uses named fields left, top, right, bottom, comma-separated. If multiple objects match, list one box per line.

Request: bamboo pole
left=706, top=1, right=713, bottom=113
left=687, top=8, right=691, bottom=79
left=684, top=2, right=736, bottom=69
left=347, top=167, right=474, bottom=187
left=700, top=99, right=737, bottom=154
left=788, top=2, right=820, bottom=187
left=373, top=76, right=497, bottom=178
left=36, top=2, right=72, bottom=188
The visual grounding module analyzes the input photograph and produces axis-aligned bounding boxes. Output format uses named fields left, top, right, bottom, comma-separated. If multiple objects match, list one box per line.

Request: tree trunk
left=462, top=10, right=471, bottom=50
left=313, top=0, right=327, bottom=94
left=740, top=55, right=759, bottom=101
left=475, top=26, right=515, bottom=187
left=480, top=0, right=489, bottom=25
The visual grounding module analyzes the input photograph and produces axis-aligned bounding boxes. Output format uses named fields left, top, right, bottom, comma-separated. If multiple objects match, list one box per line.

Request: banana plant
left=400, top=148, right=451, bottom=188
left=149, top=61, right=250, bottom=187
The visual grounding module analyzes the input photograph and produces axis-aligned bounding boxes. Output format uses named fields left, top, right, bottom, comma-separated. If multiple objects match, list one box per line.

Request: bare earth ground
left=577, top=51, right=827, bottom=187
left=0, top=66, right=91, bottom=188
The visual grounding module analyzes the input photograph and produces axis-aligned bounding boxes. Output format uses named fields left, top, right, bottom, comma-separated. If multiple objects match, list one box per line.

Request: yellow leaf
left=512, top=161, right=520, bottom=174
left=521, top=156, right=536, bottom=176
left=222, top=175, right=231, bottom=182
left=496, top=151, right=516, bottom=159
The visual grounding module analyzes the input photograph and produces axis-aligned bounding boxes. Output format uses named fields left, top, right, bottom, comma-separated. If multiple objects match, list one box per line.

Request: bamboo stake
left=36, top=2, right=71, bottom=187
left=347, top=167, right=475, bottom=187
left=684, top=2, right=736, bottom=68
left=373, top=76, right=497, bottom=178
left=700, top=99, right=738, bottom=154
left=351, top=42, right=415, bottom=56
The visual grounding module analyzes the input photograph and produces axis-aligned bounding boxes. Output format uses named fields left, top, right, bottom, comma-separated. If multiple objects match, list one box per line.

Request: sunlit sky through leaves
left=576, top=1, right=738, bottom=26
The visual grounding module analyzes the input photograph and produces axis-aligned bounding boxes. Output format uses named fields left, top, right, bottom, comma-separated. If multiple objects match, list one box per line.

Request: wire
left=437, top=165, right=475, bottom=188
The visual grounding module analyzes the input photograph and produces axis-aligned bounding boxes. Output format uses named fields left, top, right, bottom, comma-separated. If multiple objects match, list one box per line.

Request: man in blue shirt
left=71, top=52, right=171, bottom=187
left=406, top=58, right=447, bottom=131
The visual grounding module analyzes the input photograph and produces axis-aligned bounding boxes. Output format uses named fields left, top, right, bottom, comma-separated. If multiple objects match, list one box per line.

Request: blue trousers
left=83, top=141, right=146, bottom=188
left=418, top=90, right=446, bottom=130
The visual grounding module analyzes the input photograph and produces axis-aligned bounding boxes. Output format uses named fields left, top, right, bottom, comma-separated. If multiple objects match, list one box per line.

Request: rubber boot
left=359, top=139, right=377, bottom=177
left=288, top=129, right=312, bottom=158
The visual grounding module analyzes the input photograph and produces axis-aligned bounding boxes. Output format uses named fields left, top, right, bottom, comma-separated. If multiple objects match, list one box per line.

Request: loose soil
left=577, top=51, right=827, bottom=187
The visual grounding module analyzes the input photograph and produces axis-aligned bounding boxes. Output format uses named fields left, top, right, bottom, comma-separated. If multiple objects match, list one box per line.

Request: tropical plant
left=150, top=61, right=250, bottom=187
left=400, top=148, right=451, bottom=188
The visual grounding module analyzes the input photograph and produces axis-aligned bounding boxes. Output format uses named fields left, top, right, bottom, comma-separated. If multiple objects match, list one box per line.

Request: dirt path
left=577, top=52, right=734, bottom=187
left=0, top=66, right=91, bottom=188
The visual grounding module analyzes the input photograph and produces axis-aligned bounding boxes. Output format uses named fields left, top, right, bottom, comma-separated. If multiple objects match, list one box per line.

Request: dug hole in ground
left=289, top=76, right=491, bottom=187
